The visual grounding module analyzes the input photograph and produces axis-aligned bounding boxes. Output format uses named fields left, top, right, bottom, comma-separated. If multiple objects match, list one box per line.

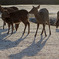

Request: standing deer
left=2, top=9, right=30, bottom=35
left=29, top=5, right=51, bottom=37
left=56, top=11, right=59, bottom=28
left=0, top=5, right=18, bottom=29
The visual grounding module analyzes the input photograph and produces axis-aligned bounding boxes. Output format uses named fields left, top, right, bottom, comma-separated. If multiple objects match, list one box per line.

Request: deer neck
left=34, top=12, right=40, bottom=21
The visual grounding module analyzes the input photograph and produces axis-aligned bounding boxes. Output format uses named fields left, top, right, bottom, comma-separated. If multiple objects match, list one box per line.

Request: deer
left=56, top=11, right=59, bottom=28
left=0, top=5, right=18, bottom=29
left=1, top=9, right=30, bottom=35
left=29, top=5, right=51, bottom=38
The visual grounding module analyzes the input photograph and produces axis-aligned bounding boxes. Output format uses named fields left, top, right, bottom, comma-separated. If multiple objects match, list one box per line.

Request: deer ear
left=37, top=5, right=40, bottom=9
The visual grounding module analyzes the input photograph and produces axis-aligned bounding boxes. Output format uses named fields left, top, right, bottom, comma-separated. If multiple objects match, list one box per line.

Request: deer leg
left=3, top=21, right=6, bottom=29
left=41, top=28, right=44, bottom=35
left=48, top=22, right=51, bottom=35
left=43, top=24, right=47, bottom=37
left=48, top=24, right=51, bottom=35
left=22, top=23, right=27, bottom=35
left=35, top=23, right=39, bottom=37
left=11, top=24, right=13, bottom=34
left=27, top=22, right=30, bottom=34
left=41, top=24, right=47, bottom=37
left=7, top=24, right=10, bottom=34
left=15, top=24, right=19, bottom=31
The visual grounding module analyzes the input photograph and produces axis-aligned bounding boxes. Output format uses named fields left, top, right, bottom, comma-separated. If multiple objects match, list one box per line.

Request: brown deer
left=29, top=5, right=51, bottom=37
left=56, top=11, right=59, bottom=28
left=0, top=5, right=18, bottom=29
left=2, top=9, right=30, bottom=35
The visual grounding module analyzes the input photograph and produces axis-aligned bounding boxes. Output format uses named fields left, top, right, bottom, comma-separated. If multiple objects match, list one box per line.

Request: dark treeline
left=0, top=0, right=59, bottom=5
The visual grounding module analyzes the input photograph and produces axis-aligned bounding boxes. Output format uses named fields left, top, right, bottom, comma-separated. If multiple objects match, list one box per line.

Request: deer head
left=2, top=10, right=10, bottom=18
left=29, top=5, right=40, bottom=14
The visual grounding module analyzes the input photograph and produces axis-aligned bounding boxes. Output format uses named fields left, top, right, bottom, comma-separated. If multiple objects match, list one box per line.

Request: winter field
left=0, top=5, right=59, bottom=59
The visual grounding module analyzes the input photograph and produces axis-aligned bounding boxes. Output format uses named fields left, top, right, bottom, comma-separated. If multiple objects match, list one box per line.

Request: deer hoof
left=34, top=34, right=37, bottom=38
left=50, top=33, right=51, bottom=35
left=11, top=32, right=13, bottom=34
left=45, top=35, right=47, bottom=37
left=3, top=27, right=4, bottom=29
left=28, top=32, right=30, bottom=34
left=40, top=33, right=42, bottom=35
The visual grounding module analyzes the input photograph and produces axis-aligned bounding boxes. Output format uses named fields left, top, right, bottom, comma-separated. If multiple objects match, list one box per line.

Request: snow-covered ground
left=0, top=5, right=59, bottom=59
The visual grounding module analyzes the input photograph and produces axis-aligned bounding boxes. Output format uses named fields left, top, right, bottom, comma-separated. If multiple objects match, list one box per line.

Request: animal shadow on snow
left=9, top=35, right=50, bottom=59
left=0, top=28, right=28, bottom=50
left=0, top=27, right=17, bottom=40
left=0, top=29, right=8, bottom=40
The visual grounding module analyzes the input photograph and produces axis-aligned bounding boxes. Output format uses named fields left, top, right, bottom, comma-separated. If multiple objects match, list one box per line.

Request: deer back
left=38, top=8, right=49, bottom=23
left=10, top=10, right=29, bottom=23
left=4, top=7, right=18, bottom=13
left=0, top=5, right=18, bottom=13
left=2, top=9, right=29, bottom=23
